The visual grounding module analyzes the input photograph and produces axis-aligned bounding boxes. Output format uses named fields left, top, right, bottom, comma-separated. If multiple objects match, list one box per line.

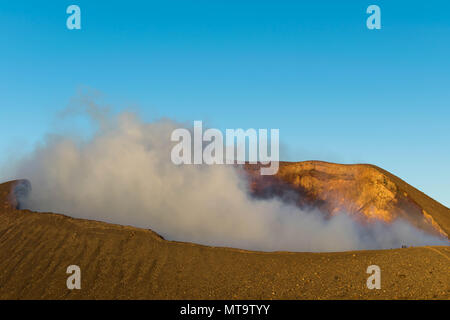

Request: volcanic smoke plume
left=4, top=105, right=448, bottom=252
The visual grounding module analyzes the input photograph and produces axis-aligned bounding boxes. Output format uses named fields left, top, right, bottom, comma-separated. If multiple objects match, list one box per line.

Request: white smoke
left=5, top=102, right=448, bottom=252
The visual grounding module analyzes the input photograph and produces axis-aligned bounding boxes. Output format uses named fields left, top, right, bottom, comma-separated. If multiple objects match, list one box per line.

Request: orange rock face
left=244, top=161, right=449, bottom=238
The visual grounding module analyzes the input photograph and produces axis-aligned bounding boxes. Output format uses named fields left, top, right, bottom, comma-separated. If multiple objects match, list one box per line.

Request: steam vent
left=0, top=161, right=449, bottom=299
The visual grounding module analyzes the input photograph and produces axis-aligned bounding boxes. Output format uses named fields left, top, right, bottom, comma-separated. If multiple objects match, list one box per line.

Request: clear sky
left=0, top=0, right=449, bottom=207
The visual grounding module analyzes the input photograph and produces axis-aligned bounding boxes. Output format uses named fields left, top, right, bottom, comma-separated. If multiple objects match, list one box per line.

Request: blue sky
left=0, top=0, right=449, bottom=206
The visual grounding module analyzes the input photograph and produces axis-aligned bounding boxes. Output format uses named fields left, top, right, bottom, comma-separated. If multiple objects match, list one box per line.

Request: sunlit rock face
left=244, top=161, right=448, bottom=238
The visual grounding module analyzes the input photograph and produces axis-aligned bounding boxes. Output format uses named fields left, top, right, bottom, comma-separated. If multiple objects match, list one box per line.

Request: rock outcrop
left=244, top=161, right=449, bottom=238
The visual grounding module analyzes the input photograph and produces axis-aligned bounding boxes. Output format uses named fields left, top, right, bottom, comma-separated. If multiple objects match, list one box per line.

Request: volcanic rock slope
left=245, top=161, right=450, bottom=237
left=0, top=161, right=449, bottom=300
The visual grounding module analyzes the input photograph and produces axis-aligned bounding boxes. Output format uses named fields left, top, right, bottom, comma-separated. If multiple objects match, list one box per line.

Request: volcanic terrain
left=0, top=161, right=448, bottom=299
